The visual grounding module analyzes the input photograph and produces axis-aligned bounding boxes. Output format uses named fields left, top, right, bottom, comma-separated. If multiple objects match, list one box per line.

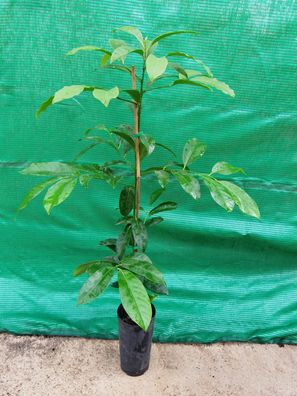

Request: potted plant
left=17, top=26, right=260, bottom=376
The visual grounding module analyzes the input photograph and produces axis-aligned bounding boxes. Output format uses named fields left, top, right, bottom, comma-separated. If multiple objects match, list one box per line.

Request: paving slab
left=0, top=333, right=296, bottom=396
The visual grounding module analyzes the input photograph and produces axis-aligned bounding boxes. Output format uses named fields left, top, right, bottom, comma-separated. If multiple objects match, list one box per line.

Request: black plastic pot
left=117, top=304, right=156, bottom=376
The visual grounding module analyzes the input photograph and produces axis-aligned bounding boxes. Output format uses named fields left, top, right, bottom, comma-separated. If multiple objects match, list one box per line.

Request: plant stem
left=131, top=66, right=141, bottom=220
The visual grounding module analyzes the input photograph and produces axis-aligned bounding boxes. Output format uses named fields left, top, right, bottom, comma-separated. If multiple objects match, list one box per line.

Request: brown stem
left=131, top=65, right=140, bottom=219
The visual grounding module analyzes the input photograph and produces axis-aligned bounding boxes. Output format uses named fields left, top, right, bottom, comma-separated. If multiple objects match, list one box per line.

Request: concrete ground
left=0, top=333, right=296, bottom=396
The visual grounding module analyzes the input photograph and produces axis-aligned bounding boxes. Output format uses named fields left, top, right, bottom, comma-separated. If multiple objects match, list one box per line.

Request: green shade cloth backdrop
left=1, top=0, right=297, bottom=343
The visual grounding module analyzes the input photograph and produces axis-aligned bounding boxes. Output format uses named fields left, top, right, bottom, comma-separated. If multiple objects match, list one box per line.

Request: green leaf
left=146, top=54, right=168, bottom=82
left=109, top=39, right=127, bottom=49
left=183, top=138, right=207, bottom=168
left=155, top=142, right=177, bottom=157
left=74, top=143, right=100, bottom=161
left=155, top=170, right=170, bottom=189
left=122, top=89, right=141, bottom=103
left=211, top=162, right=245, bottom=176
left=174, top=170, right=201, bottom=200
left=102, top=64, right=132, bottom=75
left=145, top=216, right=164, bottom=227
left=120, top=253, right=167, bottom=292
left=67, top=46, right=111, bottom=56
left=20, top=162, right=79, bottom=177
left=192, top=76, right=235, bottom=97
left=73, top=260, right=102, bottom=277
left=110, top=45, right=140, bottom=63
left=167, top=51, right=212, bottom=77
left=99, top=238, right=117, bottom=253
left=110, top=129, right=135, bottom=148
left=92, top=87, right=119, bottom=107
left=115, top=26, right=144, bottom=46
left=101, top=53, right=111, bottom=65
left=78, top=263, right=114, bottom=304
left=17, top=177, right=60, bottom=212
left=139, top=134, right=155, bottom=159
left=201, top=175, right=235, bottom=212
left=151, top=30, right=197, bottom=45
left=116, top=226, right=132, bottom=258
left=149, top=188, right=164, bottom=205
left=220, top=181, right=260, bottom=218
left=168, top=62, right=188, bottom=78
left=118, top=269, right=152, bottom=331
left=149, top=201, right=177, bottom=216
left=36, top=96, right=54, bottom=118
left=119, top=186, right=135, bottom=216
left=43, top=177, right=77, bottom=214
left=131, top=219, right=148, bottom=252
left=173, top=79, right=212, bottom=91
left=52, top=85, right=86, bottom=104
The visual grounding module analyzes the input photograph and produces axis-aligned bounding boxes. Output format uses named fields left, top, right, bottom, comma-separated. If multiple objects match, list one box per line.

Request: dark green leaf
left=139, top=134, right=155, bottom=159
left=151, top=30, right=197, bottom=45
left=155, top=142, right=177, bottom=157
left=168, top=62, right=188, bottom=78
left=74, top=143, right=100, bottom=161
left=220, top=181, right=260, bottom=218
left=115, top=217, right=133, bottom=225
left=155, top=170, right=170, bottom=188
left=118, top=269, right=152, bottom=331
left=149, top=201, right=177, bottom=216
left=17, top=177, right=60, bottom=212
left=67, top=46, right=111, bottom=56
left=36, top=96, right=54, bottom=118
left=149, top=188, right=164, bottom=205
left=131, top=219, right=148, bottom=252
left=20, top=162, right=80, bottom=177
left=78, top=263, right=114, bottom=304
left=116, top=226, right=132, bottom=258
left=110, top=130, right=135, bottom=148
left=145, top=216, right=164, bottom=227
left=174, top=170, right=201, bottom=200
left=122, top=89, right=141, bottom=103
left=146, top=54, right=168, bottom=81
left=201, top=175, right=235, bottom=212
left=143, top=278, right=169, bottom=295
left=100, top=238, right=117, bottom=252
left=211, top=161, right=245, bottom=175
left=119, top=186, right=135, bottom=216
left=43, top=177, right=77, bottom=214
left=183, top=138, right=207, bottom=168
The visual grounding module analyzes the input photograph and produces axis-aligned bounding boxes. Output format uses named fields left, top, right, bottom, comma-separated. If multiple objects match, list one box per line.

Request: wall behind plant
left=1, top=0, right=297, bottom=343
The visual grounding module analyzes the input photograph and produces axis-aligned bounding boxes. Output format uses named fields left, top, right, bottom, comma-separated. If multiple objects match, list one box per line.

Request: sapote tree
left=18, top=26, right=260, bottom=331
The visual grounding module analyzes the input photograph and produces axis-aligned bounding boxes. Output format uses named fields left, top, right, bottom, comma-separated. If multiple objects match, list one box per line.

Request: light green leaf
left=151, top=30, right=197, bottom=45
left=183, top=138, right=207, bottom=168
left=67, top=46, right=111, bottom=56
left=43, top=177, right=77, bottom=214
left=36, top=96, right=54, bottom=118
left=73, top=260, right=102, bottom=277
left=131, top=219, right=148, bottom=252
left=110, top=45, right=136, bottom=63
left=20, top=162, right=79, bottom=177
left=119, top=186, right=135, bottom=216
left=92, top=87, right=119, bottom=107
left=118, top=269, right=152, bottom=331
left=211, top=162, right=245, bottom=176
left=120, top=253, right=167, bottom=292
left=155, top=170, right=170, bottom=189
left=146, top=54, right=168, bottom=82
left=17, top=177, right=60, bottom=212
left=52, top=85, right=86, bottom=104
left=202, top=175, right=235, bottom=212
left=115, top=26, right=144, bottom=46
left=173, top=79, right=212, bottom=91
left=192, top=76, right=235, bottom=97
left=78, top=263, right=114, bottom=304
left=220, top=181, right=260, bottom=218
left=149, top=188, right=164, bottom=205
left=178, top=69, right=203, bottom=80
left=101, top=53, right=111, bottom=65
left=167, top=51, right=213, bottom=77
left=174, top=170, right=201, bottom=200
left=149, top=201, right=177, bottom=216
left=109, top=39, right=127, bottom=49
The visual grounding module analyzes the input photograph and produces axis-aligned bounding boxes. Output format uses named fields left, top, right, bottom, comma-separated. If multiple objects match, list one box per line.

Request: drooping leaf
left=52, top=85, right=86, bottom=104
left=145, top=216, right=164, bottom=227
left=116, top=226, right=132, bottom=258
left=201, top=175, right=235, bottom=212
left=131, top=219, right=148, bottom=252
left=174, top=170, right=201, bottom=200
left=151, top=30, right=197, bottom=45
left=120, top=253, right=167, bottom=292
left=173, top=79, right=212, bottom=91
left=146, top=54, right=168, bottom=82
left=183, top=138, right=207, bottom=168
left=78, top=263, right=114, bottom=304
left=110, top=129, right=135, bottom=148
left=149, top=188, right=164, bottom=205
left=43, top=177, right=77, bottom=214
left=119, top=186, right=135, bottom=216
left=20, top=162, right=79, bottom=177
left=139, top=134, right=155, bottom=159
left=168, top=62, right=188, bottom=78
left=115, top=26, right=144, bottom=46
left=73, top=260, right=102, bottom=277
left=92, top=87, right=119, bottom=107
left=99, top=238, right=117, bottom=253
left=149, top=201, right=177, bottom=216
left=154, top=170, right=170, bottom=188
left=155, top=142, right=177, bottom=157
left=102, top=64, right=132, bottom=75
left=17, top=177, right=60, bottom=212
left=74, top=143, right=101, bottom=161
left=167, top=51, right=212, bottom=77
left=118, top=269, right=152, bottom=331
left=122, top=89, right=141, bottom=103
left=36, top=96, right=54, bottom=118
left=211, top=162, right=245, bottom=176
left=192, top=76, right=235, bottom=97
left=67, top=46, right=111, bottom=56
left=142, top=278, right=169, bottom=295
left=220, top=181, right=260, bottom=218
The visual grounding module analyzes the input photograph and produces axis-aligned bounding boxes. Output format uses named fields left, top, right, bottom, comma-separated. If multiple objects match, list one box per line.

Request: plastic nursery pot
left=117, top=303, right=156, bottom=376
